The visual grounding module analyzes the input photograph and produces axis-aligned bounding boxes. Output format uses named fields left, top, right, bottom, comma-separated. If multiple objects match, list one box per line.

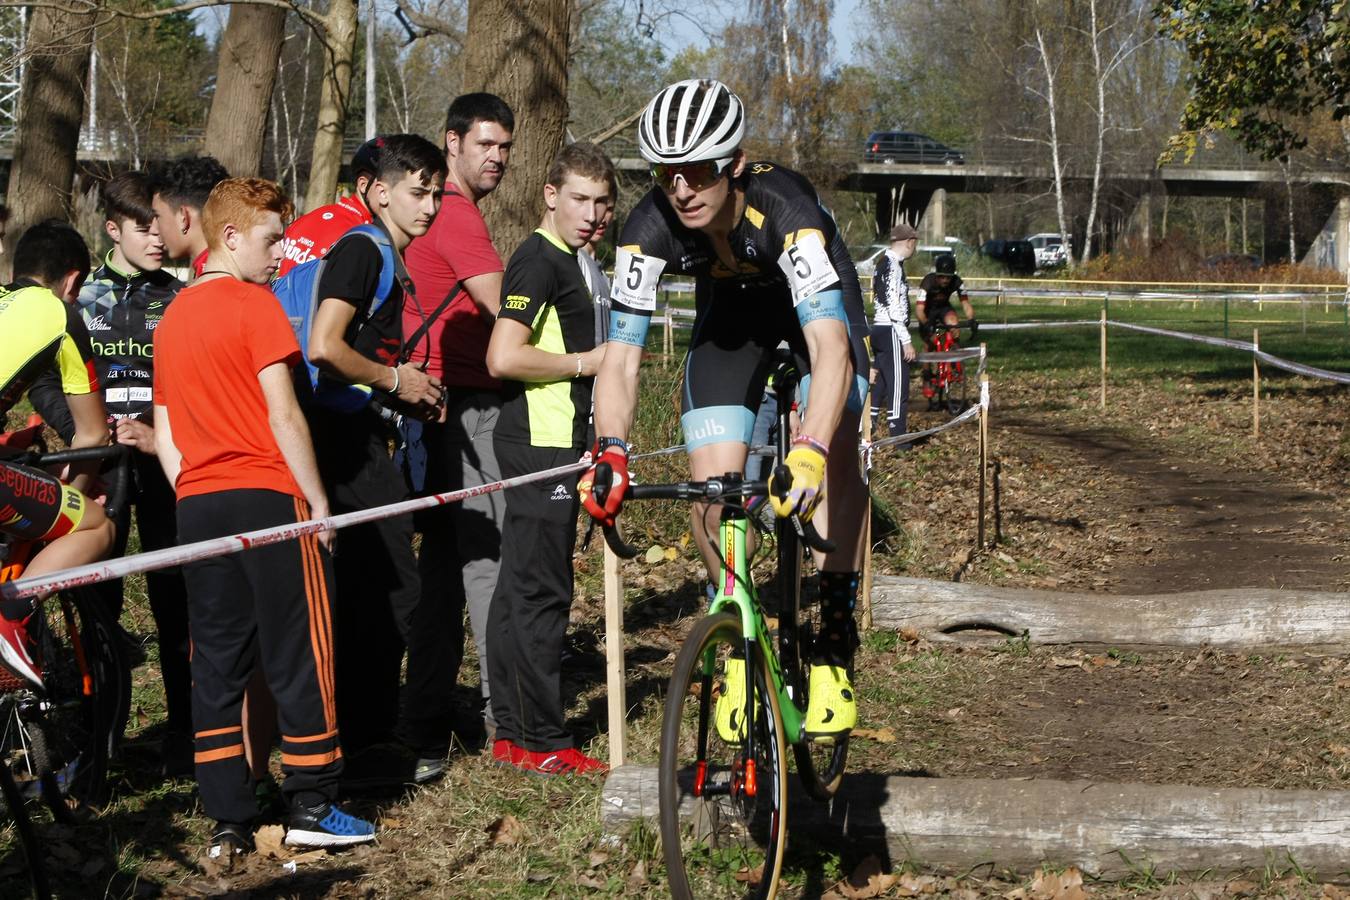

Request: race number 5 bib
left=776, top=232, right=837, bottom=306
left=612, top=247, right=665, bottom=312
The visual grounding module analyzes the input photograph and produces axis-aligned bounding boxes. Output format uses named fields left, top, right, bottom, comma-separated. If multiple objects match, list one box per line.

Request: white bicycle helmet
left=638, top=79, right=745, bottom=164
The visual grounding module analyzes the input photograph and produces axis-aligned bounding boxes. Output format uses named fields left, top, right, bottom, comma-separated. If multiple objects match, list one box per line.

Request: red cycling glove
left=579, top=446, right=630, bottom=526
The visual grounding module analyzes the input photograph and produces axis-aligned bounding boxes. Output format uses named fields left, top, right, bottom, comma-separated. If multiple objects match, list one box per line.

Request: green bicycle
left=597, top=359, right=850, bottom=899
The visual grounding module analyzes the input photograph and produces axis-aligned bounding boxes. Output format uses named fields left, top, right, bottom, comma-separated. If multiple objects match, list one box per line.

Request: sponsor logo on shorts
left=688, top=418, right=727, bottom=443
left=550, top=484, right=572, bottom=501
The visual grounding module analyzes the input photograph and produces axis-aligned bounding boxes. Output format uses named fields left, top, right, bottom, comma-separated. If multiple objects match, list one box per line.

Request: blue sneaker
left=284, top=802, right=377, bottom=848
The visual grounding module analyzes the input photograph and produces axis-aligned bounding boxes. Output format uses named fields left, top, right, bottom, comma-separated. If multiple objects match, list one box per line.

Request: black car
left=863, top=131, right=965, bottom=165
left=981, top=239, right=1036, bottom=276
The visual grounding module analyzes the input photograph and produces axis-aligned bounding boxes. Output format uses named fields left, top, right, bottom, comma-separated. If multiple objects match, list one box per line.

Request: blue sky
left=665, top=0, right=864, bottom=64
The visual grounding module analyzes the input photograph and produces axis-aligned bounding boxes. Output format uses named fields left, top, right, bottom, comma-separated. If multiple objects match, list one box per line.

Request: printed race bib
left=612, top=247, right=665, bottom=311
left=777, top=232, right=837, bottom=306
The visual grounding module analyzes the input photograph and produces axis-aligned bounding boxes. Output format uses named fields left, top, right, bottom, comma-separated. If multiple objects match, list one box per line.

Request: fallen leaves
left=852, top=726, right=898, bottom=743
left=485, top=813, right=525, bottom=847
left=1004, top=866, right=1090, bottom=900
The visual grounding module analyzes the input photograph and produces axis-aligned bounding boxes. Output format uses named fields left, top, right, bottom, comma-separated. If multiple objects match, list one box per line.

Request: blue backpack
left=272, top=223, right=403, bottom=413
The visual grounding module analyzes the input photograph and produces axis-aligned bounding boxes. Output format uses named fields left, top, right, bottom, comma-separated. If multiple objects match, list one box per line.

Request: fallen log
left=870, top=577, right=1350, bottom=647
left=602, top=766, right=1350, bottom=881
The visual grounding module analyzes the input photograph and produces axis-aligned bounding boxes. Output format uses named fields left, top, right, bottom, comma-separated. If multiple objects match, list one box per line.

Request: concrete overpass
left=617, top=149, right=1350, bottom=272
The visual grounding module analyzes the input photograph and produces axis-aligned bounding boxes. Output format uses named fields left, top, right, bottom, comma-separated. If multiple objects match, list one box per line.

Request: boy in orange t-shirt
left=153, top=178, right=375, bottom=857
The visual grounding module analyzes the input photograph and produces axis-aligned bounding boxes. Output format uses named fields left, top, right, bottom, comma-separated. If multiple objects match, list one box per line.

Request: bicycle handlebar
left=593, top=463, right=835, bottom=559
left=31, top=445, right=131, bottom=466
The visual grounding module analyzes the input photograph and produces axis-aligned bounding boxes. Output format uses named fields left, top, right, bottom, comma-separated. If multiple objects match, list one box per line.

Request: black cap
left=351, top=137, right=385, bottom=179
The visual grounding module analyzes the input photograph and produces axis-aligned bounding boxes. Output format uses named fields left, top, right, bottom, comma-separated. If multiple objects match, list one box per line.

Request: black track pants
left=486, top=440, right=582, bottom=753
left=177, top=490, right=341, bottom=825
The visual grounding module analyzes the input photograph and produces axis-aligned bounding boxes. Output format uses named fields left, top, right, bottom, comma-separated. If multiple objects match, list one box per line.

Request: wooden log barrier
left=870, top=576, right=1350, bottom=647
left=601, top=766, right=1350, bottom=881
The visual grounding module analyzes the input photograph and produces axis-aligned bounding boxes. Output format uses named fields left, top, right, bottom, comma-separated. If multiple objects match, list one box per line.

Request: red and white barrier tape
left=1, top=458, right=594, bottom=602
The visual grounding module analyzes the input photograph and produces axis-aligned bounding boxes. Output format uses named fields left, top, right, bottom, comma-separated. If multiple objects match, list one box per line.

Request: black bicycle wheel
left=659, top=612, right=788, bottom=900
left=0, top=759, right=51, bottom=899
left=775, top=520, right=848, bottom=801
left=0, top=589, right=127, bottom=813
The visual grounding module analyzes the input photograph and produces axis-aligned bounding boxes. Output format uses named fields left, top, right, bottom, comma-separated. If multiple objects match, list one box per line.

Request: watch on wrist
left=597, top=436, right=629, bottom=456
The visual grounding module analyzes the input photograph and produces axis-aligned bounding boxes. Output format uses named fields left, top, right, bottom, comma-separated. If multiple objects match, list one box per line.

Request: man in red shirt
left=400, top=93, right=514, bottom=769
left=276, top=137, right=382, bottom=278
left=153, top=177, right=375, bottom=856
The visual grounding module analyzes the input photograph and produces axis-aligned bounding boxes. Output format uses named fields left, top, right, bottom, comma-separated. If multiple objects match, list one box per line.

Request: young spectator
left=28, top=172, right=194, bottom=774
left=577, top=179, right=615, bottom=344
left=399, top=93, right=514, bottom=767
left=276, top=137, right=381, bottom=277
left=152, top=177, right=375, bottom=856
left=149, top=155, right=230, bottom=278
left=870, top=223, right=918, bottom=438
left=484, top=142, right=611, bottom=777
left=304, top=134, right=447, bottom=785
left=0, top=221, right=114, bottom=687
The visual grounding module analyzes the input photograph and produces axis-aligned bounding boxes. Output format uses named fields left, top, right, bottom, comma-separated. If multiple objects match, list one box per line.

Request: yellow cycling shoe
left=803, top=664, right=857, bottom=743
left=714, top=657, right=755, bottom=743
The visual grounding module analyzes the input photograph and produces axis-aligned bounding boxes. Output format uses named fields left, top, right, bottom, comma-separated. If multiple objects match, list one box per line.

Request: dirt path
left=1002, top=415, right=1350, bottom=594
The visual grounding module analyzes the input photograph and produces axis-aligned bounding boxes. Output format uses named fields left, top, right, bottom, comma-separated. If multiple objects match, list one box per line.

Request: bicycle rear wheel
left=775, top=522, right=849, bottom=801
left=659, top=612, right=788, bottom=900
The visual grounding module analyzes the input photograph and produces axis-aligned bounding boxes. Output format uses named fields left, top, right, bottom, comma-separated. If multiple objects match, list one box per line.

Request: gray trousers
left=402, top=390, right=505, bottom=751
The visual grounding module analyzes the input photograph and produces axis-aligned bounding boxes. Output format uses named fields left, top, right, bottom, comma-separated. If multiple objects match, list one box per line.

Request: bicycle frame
left=702, top=510, right=806, bottom=754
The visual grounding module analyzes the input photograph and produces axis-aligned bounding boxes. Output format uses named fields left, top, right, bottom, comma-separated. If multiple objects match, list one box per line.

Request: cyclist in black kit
left=915, top=252, right=976, bottom=406
left=579, top=79, right=869, bottom=739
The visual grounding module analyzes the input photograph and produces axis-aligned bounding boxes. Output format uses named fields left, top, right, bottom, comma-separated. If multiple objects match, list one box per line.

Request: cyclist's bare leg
left=688, top=441, right=751, bottom=581
left=23, top=501, right=115, bottom=579
left=942, top=309, right=960, bottom=328
left=811, top=405, right=866, bottom=573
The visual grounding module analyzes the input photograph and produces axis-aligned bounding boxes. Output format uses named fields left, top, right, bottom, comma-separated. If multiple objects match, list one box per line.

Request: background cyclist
left=580, top=79, right=869, bottom=741
left=915, top=251, right=976, bottom=407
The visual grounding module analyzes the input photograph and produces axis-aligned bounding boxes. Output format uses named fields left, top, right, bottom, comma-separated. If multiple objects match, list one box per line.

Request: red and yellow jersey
left=0, top=282, right=99, bottom=418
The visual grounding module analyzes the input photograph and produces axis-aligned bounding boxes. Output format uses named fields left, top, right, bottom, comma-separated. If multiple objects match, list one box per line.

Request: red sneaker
left=0, top=609, right=42, bottom=691
left=500, top=744, right=609, bottom=777
left=492, top=739, right=526, bottom=767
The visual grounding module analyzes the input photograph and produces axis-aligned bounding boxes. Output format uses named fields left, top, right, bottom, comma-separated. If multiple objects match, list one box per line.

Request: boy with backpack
left=281, top=133, right=447, bottom=786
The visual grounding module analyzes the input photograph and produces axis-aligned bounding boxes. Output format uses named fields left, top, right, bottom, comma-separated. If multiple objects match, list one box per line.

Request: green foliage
left=1155, top=0, right=1350, bottom=159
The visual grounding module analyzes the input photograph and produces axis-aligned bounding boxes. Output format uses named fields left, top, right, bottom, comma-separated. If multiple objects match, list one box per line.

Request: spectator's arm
left=153, top=404, right=182, bottom=487
left=462, top=272, right=503, bottom=318
left=257, top=362, right=334, bottom=550
left=26, top=370, right=77, bottom=444
left=486, top=317, right=605, bottom=382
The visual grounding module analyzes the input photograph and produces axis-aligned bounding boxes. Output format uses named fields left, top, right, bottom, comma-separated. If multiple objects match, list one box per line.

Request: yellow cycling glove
left=768, top=440, right=827, bottom=521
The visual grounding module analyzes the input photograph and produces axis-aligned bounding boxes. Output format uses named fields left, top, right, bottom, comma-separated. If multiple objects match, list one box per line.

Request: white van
left=1025, top=233, right=1070, bottom=268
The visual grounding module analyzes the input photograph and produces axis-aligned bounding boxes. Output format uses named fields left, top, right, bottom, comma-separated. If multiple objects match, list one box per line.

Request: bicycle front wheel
left=1, top=589, right=128, bottom=814
left=775, top=521, right=849, bottom=802
left=659, top=612, right=788, bottom=900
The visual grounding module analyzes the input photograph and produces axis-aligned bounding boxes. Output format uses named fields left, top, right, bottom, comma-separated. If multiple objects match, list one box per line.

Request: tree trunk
left=461, top=0, right=572, bottom=256
left=204, top=5, right=287, bottom=177
left=867, top=577, right=1350, bottom=648
left=1034, top=25, right=1071, bottom=272
left=303, top=0, right=359, bottom=213
left=5, top=7, right=96, bottom=262
left=603, top=766, right=1350, bottom=881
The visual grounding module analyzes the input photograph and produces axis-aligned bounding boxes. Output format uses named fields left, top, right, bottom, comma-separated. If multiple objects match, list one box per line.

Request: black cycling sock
left=815, top=571, right=859, bottom=667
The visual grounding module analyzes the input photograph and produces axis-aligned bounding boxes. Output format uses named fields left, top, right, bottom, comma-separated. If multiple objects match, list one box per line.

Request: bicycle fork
left=691, top=636, right=760, bottom=802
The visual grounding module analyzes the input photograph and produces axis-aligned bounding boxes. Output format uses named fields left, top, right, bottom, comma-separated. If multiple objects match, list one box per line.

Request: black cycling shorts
left=680, top=282, right=870, bottom=451
left=0, top=459, right=88, bottom=542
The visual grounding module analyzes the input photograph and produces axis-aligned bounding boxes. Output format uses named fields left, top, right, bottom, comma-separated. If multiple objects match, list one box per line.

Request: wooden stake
left=860, top=395, right=874, bottom=632
left=603, top=544, right=627, bottom=766
left=978, top=371, right=989, bottom=549
left=1252, top=328, right=1260, bottom=440
left=1099, top=308, right=1107, bottom=409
